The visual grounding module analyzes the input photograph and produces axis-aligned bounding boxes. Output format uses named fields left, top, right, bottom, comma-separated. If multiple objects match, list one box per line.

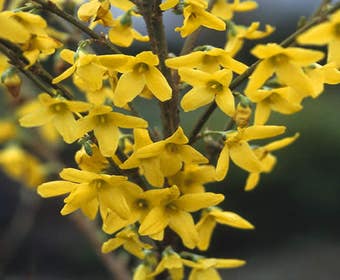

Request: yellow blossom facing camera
left=114, top=51, right=172, bottom=107
left=245, top=43, right=324, bottom=95
left=76, top=105, right=148, bottom=157
left=19, top=93, right=91, bottom=143
left=139, top=185, right=224, bottom=248
left=179, top=68, right=235, bottom=116
left=37, top=168, right=138, bottom=220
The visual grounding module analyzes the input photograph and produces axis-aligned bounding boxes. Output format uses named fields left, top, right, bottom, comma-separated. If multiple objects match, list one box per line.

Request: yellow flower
left=122, top=127, right=208, bottom=185
left=244, top=133, right=299, bottom=191
left=304, top=63, right=340, bottom=98
left=110, top=0, right=135, bottom=12
left=77, top=0, right=114, bottom=27
left=297, top=10, right=340, bottom=67
left=168, top=164, right=216, bottom=194
left=0, top=12, right=30, bottom=43
left=37, top=168, right=136, bottom=220
left=103, top=184, right=179, bottom=234
left=102, top=227, right=153, bottom=259
left=165, top=47, right=247, bottom=73
left=139, top=185, right=224, bottom=249
left=53, top=49, right=127, bottom=92
left=225, top=22, right=275, bottom=57
left=108, top=17, right=149, bottom=47
left=159, top=0, right=179, bottom=11
left=246, top=87, right=303, bottom=125
left=19, top=93, right=91, bottom=143
left=210, top=0, right=258, bottom=20
left=244, top=43, right=324, bottom=95
left=179, top=68, right=235, bottom=116
left=0, top=145, right=45, bottom=188
left=75, top=144, right=110, bottom=173
left=196, top=207, right=254, bottom=250
left=76, top=105, right=148, bottom=157
left=149, top=248, right=184, bottom=280
left=183, top=257, right=245, bottom=280
left=175, top=0, right=226, bottom=37
left=215, top=125, right=286, bottom=181
left=113, top=51, right=172, bottom=107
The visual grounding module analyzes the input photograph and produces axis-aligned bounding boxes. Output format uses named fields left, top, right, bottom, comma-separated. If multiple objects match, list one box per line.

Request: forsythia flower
left=215, top=125, right=286, bottom=181
left=121, top=127, right=208, bottom=185
left=53, top=49, right=127, bottom=92
left=210, top=0, right=258, bottom=21
left=244, top=43, right=324, bottom=95
left=297, top=10, right=340, bottom=67
left=102, top=227, right=152, bottom=259
left=182, top=257, right=246, bottom=279
left=176, top=0, right=226, bottom=37
left=114, top=51, right=172, bottom=107
left=19, top=93, right=91, bottom=143
left=168, top=164, right=216, bottom=194
left=77, top=0, right=114, bottom=27
left=76, top=105, right=148, bottom=157
left=37, top=168, right=137, bottom=220
left=244, top=133, right=299, bottom=191
left=196, top=207, right=254, bottom=250
left=0, top=145, right=45, bottom=187
left=178, top=68, right=235, bottom=116
left=139, top=185, right=224, bottom=248
left=225, top=22, right=275, bottom=57
left=166, top=47, right=247, bottom=73
left=0, top=12, right=30, bottom=43
left=247, top=86, right=303, bottom=125
left=75, top=144, right=110, bottom=173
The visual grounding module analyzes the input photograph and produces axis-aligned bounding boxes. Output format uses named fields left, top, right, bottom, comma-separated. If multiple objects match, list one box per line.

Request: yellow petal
left=110, top=112, right=148, bottom=128
left=328, top=39, right=340, bottom=68
left=181, top=88, right=215, bottom=112
left=94, top=125, right=120, bottom=157
left=215, top=89, right=235, bottom=116
left=175, top=193, right=224, bottom=212
left=139, top=206, right=169, bottom=236
left=169, top=210, right=199, bottom=249
left=52, top=111, right=78, bottom=143
left=245, top=59, right=274, bottom=94
left=81, top=198, right=99, bottom=220
left=19, top=108, right=51, bottom=127
left=101, top=237, right=125, bottom=253
left=254, top=101, right=271, bottom=125
left=244, top=173, right=260, bottom=191
left=159, top=0, right=179, bottom=10
left=297, top=22, right=334, bottom=45
left=215, top=145, right=230, bottom=181
left=229, top=141, right=262, bottom=173
left=196, top=215, right=216, bottom=251
left=37, top=181, right=77, bottom=197
left=242, top=125, right=286, bottom=141
left=211, top=210, right=254, bottom=229
left=263, top=133, right=299, bottom=152
left=144, top=66, right=172, bottom=101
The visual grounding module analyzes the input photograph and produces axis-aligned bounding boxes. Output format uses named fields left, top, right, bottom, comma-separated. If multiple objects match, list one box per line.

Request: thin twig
left=188, top=1, right=340, bottom=145
left=31, top=0, right=122, bottom=54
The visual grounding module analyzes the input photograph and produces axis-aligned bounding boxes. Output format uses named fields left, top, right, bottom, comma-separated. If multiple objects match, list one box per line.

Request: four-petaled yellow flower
left=245, top=43, right=324, bottom=95
left=166, top=47, right=247, bottom=73
left=102, top=227, right=153, bottom=259
left=76, top=105, right=148, bottom=157
left=179, top=68, right=235, bottom=116
left=175, top=0, right=226, bottom=37
left=19, top=93, right=91, bottom=143
left=114, top=51, right=172, bottom=107
left=37, top=168, right=138, bottom=220
left=77, top=0, right=114, bottom=27
left=297, top=10, right=340, bottom=67
left=216, top=125, right=286, bottom=181
left=139, top=185, right=224, bottom=248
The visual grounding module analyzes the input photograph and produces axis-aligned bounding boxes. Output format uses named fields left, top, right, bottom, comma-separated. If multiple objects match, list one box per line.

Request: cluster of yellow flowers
left=1, top=0, right=340, bottom=279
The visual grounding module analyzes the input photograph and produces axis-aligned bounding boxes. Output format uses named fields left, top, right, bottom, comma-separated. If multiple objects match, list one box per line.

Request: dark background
left=1, top=0, right=340, bottom=279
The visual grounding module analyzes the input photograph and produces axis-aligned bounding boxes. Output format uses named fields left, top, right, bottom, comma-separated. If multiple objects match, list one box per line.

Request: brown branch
left=135, top=0, right=179, bottom=137
left=188, top=1, right=340, bottom=145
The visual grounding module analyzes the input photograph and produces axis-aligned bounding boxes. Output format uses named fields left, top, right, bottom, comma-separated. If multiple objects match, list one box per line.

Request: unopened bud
left=233, top=103, right=252, bottom=128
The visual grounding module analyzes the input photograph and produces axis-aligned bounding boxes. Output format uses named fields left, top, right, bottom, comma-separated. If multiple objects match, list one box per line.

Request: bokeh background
left=1, top=0, right=340, bottom=279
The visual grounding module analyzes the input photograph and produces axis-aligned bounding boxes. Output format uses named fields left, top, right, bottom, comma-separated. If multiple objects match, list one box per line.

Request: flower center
left=166, top=143, right=179, bottom=153
left=96, top=114, right=108, bottom=125
left=134, top=62, right=149, bottom=73
left=334, top=23, right=340, bottom=36
left=91, top=179, right=105, bottom=190
left=271, top=54, right=288, bottom=65
left=207, top=80, right=223, bottom=93
left=50, top=102, right=67, bottom=113
left=136, top=199, right=148, bottom=209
